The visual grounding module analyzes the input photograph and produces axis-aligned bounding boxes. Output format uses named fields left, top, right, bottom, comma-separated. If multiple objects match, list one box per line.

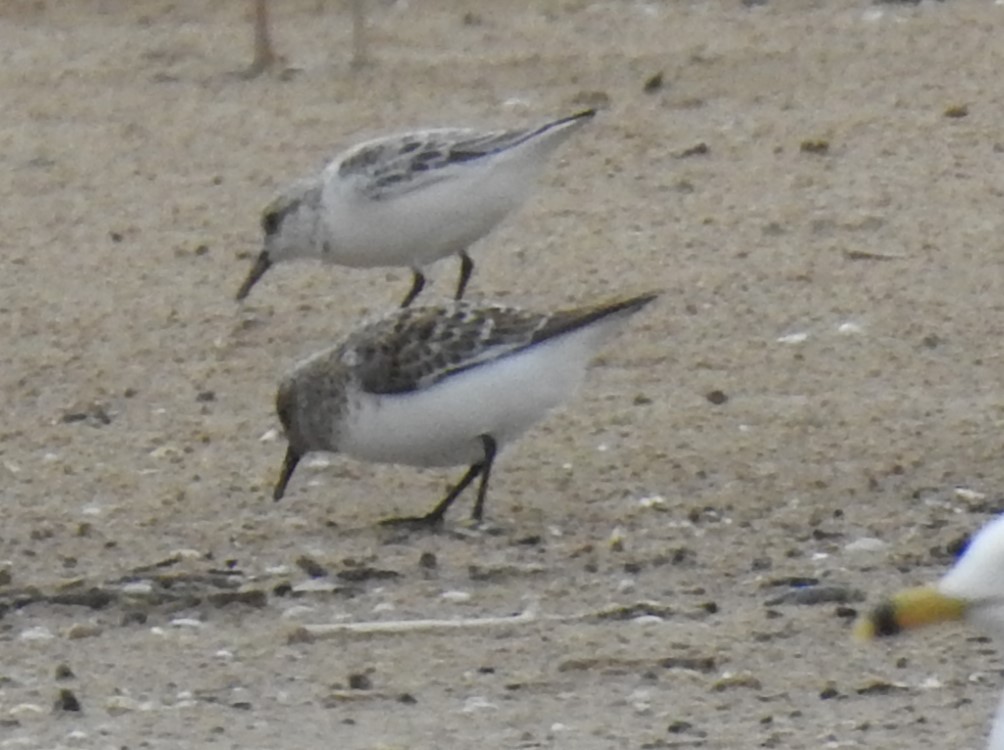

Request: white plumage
left=270, top=292, right=657, bottom=525
left=858, top=514, right=1004, bottom=749
left=236, top=109, right=596, bottom=307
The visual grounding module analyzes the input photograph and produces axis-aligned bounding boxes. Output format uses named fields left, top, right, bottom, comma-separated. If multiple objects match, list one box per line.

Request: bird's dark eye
left=262, top=210, right=281, bottom=236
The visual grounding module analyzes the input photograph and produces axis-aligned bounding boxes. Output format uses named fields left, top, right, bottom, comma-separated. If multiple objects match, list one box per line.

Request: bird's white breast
left=336, top=319, right=617, bottom=467
left=320, top=155, right=536, bottom=269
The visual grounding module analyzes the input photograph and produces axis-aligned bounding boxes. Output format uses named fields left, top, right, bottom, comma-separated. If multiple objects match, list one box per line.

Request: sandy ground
left=2, top=0, right=1004, bottom=747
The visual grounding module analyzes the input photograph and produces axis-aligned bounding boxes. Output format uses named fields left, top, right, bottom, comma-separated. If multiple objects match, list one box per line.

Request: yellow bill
left=854, top=584, right=967, bottom=641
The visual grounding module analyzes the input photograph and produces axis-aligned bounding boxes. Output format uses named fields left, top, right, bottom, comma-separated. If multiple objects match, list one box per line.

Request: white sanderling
left=235, top=109, right=596, bottom=307
left=270, top=291, right=658, bottom=526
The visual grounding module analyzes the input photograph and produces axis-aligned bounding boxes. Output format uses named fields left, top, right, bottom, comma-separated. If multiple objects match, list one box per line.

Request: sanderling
left=235, top=109, right=596, bottom=307
left=270, top=291, right=658, bottom=526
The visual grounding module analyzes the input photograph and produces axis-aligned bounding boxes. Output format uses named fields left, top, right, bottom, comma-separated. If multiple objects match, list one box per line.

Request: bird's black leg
left=400, top=270, right=426, bottom=307
left=455, top=251, right=474, bottom=300
left=469, top=435, right=497, bottom=522
left=273, top=445, right=302, bottom=501
left=420, top=460, right=484, bottom=525
left=381, top=462, right=483, bottom=528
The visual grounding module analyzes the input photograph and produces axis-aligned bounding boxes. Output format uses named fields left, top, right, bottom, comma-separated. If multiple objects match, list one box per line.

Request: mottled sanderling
left=270, top=291, right=658, bottom=526
left=235, top=109, right=596, bottom=307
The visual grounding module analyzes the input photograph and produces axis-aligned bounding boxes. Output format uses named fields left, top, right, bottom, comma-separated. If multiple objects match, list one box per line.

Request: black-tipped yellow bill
left=854, top=584, right=967, bottom=641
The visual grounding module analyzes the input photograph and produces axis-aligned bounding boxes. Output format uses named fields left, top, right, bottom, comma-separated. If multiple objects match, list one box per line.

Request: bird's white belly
left=992, top=691, right=1004, bottom=750
left=337, top=329, right=598, bottom=467
left=322, top=162, right=532, bottom=269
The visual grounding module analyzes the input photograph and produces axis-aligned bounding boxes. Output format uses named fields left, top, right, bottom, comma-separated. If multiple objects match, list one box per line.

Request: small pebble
left=295, top=555, right=329, bottom=578
left=777, top=332, right=809, bottom=344
left=105, top=695, right=152, bottom=714
left=835, top=606, right=858, bottom=620
left=55, top=689, right=81, bottom=712
left=856, top=679, right=907, bottom=695
left=207, top=589, right=267, bottom=608
left=609, top=526, right=626, bottom=552
left=461, top=696, right=497, bottom=713
left=280, top=604, right=316, bottom=620
left=632, top=615, right=665, bottom=625
left=676, top=142, right=709, bottom=158
left=713, top=672, right=762, bottom=691
left=21, top=626, right=55, bottom=641
left=121, top=611, right=148, bottom=626
left=65, top=623, right=103, bottom=640
left=705, top=389, right=728, bottom=405
left=291, top=579, right=338, bottom=594
left=836, top=321, right=864, bottom=335
left=170, top=548, right=202, bottom=560
left=843, top=537, right=888, bottom=554
left=638, top=494, right=666, bottom=510
left=418, top=551, right=438, bottom=569
left=120, top=581, right=153, bottom=595
left=9, top=703, right=44, bottom=721
left=954, top=487, right=987, bottom=502
left=348, top=673, right=372, bottom=690
left=642, top=72, right=664, bottom=93
left=819, top=684, right=840, bottom=700
left=799, top=139, right=830, bottom=154
left=169, top=618, right=203, bottom=628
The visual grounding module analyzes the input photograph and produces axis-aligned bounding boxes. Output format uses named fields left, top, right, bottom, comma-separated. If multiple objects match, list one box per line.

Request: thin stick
left=291, top=603, right=539, bottom=641
left=349, top=0, right=368, bottom=69
left=247, top=0, right=278, bottom=77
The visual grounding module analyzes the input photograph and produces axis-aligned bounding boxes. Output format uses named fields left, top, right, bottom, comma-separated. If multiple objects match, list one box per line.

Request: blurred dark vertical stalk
left=248, top=0, right=277, bottom=76
left=350, top=0, right=368, bottom=70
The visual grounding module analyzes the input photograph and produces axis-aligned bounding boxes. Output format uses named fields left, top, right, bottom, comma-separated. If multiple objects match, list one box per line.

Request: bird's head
left=236, top=179, right=321, bottom=301
left=856, top=515, right=1004, bottom=641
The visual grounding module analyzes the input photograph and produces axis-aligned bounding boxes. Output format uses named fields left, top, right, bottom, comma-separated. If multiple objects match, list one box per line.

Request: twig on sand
left=289, top=602, right=540, bottom=642
left=286, top=599, right=689, bottom=643
left=843, top=248, right=907, bottom=261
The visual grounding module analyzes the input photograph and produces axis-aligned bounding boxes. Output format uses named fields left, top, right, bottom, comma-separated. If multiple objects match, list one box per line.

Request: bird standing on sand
left=270, top=291, right=657, bottom=525
left=235, top=109, right=596, bottom=307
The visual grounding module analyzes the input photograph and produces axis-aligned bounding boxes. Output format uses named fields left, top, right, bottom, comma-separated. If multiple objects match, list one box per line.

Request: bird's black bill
left=236, top=251, right=272, bottom=301
left=273, top=445, right=302, bottom=501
